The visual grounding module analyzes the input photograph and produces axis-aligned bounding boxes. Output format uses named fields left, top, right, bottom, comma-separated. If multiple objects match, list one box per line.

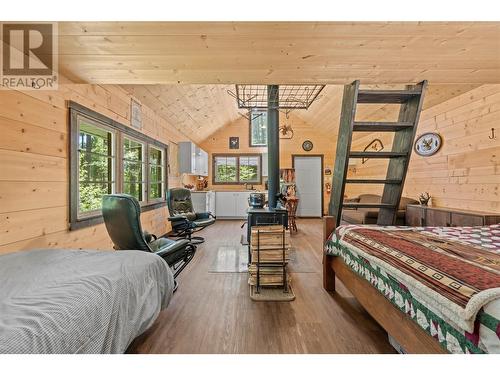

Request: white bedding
left=0, top=249, right=174, bottom=354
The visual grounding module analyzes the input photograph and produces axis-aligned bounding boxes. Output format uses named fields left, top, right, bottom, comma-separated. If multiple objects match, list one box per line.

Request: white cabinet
left=235, top=193, right=251, bottom=217
left=215, top=192, right=237, bottom=218
left=215, top=191, right=253, bottom=219
left=196, top=149, right=209, bottom=176
left=190, top=191, right=207, bottom=213
left=178, top=141, right=208, bottom=176
left=190, top=190, right=216, bottom=214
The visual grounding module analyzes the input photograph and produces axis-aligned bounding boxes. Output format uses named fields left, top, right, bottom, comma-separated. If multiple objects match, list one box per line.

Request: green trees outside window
left=239, top=156, right=259, bottom=182
left=214, top=156, right=237, bottom=183
left=213, top=154, right=261, bottom=184
left=149, top=147, right=164, bottom=200
left=72, top=107, right=168, bottom=226
left=250, top=110, right=267, bottom=147
left=78, top=122, right=114, bottom=213
left=123, top=138, right=145, bottom=201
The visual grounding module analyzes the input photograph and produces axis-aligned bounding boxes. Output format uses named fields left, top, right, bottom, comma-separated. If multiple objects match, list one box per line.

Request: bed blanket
left=0, top=249, right=174, bottom=354
left=327, top=225, right=500, bottom=334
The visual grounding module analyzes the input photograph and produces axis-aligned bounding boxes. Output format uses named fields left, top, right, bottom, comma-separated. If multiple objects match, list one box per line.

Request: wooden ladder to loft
left=328, top=80, right=428, bottom=227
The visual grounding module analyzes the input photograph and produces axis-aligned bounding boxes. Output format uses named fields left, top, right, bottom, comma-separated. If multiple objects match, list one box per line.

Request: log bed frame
left=322, top=216, right=446, bottom=354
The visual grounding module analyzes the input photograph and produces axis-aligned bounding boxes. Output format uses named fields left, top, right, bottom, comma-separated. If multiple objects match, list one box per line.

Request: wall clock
left=414, top=132, right=442, bottom=157
left=302, top=140, right=313, bottom=152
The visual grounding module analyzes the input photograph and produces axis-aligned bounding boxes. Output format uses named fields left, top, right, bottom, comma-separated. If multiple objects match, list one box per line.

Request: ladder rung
left=342, top=203, right=397, bottom=209
left=352, top=121, right=414, bottom=131
left=357, top=89, right=422, bottom=104
left=349, top=151, right=407, bottom=158
left=345, top=179, right=401, bottom=184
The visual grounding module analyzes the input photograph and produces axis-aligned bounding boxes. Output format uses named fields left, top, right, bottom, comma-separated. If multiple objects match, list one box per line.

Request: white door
left=294, top=156, right=322, bottom=217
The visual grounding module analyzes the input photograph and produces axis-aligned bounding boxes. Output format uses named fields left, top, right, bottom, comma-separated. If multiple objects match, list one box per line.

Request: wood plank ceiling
left=56, top=21, right=497, bottom=142
left=59, top=22, right=500, bottom=85
left=119, top=83, right=479, bottom=143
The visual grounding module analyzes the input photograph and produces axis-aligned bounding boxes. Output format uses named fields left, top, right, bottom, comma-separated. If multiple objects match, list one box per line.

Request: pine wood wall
left=200, top=114, right=335, bottom=214
left=345, top=84, right=500, bottom=213
left=0, top=84, right=191, bottom=254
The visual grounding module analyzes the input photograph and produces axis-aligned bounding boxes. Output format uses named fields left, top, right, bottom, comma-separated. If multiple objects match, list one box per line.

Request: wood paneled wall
left=0, top=84, right=191, bottom=254
left=200, top=114, right=335, bottom=214
left=345, top=84, right=500, bottom=213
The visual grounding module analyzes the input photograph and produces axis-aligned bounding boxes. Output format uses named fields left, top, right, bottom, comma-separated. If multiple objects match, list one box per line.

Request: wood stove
left=246, top=85, right=288, bottom=262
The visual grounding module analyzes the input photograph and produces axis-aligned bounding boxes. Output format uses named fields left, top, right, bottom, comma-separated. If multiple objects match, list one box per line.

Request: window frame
left=75, top=114, right=117, bottom=220
left=69, top=101, right=168, bottom=230
left=121, top=135, right=147, bottom=204
left=148, top=145, right=166, bottom=203
left=212, top=153, right=262, bottom=185
left=249, top=109, right=268, bottom=147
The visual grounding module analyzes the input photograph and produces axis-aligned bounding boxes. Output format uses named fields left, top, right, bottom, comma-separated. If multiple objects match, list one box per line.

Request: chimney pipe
left=267, top=85, right=279, bottom=209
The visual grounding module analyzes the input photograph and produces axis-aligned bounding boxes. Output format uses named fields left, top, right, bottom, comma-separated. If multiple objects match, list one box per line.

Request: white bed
left=0, top=249, right=174, bottom=354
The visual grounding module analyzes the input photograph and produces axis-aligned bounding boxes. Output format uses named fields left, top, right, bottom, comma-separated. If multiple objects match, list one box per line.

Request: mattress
left=325, top=224, right=500, bottom=354
left=0, top=249, right=174, bottom=354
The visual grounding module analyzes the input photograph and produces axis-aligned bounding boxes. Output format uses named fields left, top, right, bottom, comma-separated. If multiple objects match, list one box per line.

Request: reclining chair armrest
left=168, top=216, right=189, bottom=222
left=195, top=212, right=215, bottom=220
left=143, top=231, right=157, bottom=243
left=343, top=197, right=360, bottom=210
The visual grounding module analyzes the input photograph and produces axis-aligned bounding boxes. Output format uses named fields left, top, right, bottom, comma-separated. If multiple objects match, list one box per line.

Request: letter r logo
left=2, top=23, right=53, bottom=76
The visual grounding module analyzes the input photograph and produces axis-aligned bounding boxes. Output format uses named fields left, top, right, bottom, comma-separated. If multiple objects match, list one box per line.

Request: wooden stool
left=285, top=197, right=299, bottom=233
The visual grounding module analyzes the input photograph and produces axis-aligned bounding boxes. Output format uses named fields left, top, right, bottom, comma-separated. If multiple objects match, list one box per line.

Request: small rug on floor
left=209, top=246, right=317, bottom=273
left=249, top=285, right=295, bottom=301
left=208, top=245, right=249, bottom=273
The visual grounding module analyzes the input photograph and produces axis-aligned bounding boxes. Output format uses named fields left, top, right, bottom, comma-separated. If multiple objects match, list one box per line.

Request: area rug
left=249, top=285, right=295, bottom=301
left=208, top=245, right=317, bottom=273
left=208, top=245, right=249, bottom=273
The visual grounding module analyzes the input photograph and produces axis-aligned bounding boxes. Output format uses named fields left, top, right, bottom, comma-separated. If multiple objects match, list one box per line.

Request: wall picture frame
left=130, top=98, right=142, bottom=130
left=229, top=136, right=239, bottom=149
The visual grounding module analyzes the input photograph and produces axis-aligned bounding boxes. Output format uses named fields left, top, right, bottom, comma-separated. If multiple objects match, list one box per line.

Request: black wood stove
left=246, top=85, right=288, bottom=262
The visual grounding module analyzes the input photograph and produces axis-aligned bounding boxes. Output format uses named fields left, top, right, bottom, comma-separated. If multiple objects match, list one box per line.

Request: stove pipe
left=267, top=85, right=279, bottom=209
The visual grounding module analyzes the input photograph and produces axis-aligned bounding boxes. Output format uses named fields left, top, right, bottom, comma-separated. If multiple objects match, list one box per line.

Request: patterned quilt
left=325, top=224, right=500, bottom=354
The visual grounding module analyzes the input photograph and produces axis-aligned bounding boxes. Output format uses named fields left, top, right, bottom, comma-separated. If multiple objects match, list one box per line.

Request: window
left=249, top=110, right=267, bottom=147
left=214, top=155, right=237, bottom=183
left=70, top=102, right=168, bottom=230
left=149, top=146, right=165, bottom=201
left=78, top=119, right=115, bottom=216
left=213, top=154, right=261, bottom=185
left=239, top=155, right=260, bottom=183
left=122, top=137, right=145, bottom=201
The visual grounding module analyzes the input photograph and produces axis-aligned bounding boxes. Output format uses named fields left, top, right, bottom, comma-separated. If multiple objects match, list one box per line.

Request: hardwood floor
left=128, top=219, right=396, bottom=354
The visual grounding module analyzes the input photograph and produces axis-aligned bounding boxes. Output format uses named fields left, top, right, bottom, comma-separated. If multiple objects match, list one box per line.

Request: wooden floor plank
left=127, top=219, right=395, bottom=354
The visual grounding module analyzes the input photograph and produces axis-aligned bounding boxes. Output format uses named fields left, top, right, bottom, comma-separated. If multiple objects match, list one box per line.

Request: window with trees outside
left=213, top=154, right=261, bottom=185
left=78, top=120, right=115, bottom=214
left=70, top=102, right=168, bottom=230
left=123, top=137, right=145, bottom=201
left=149, top=146, right=165, bottom=200
left=249, top=110, right=267, bottom=147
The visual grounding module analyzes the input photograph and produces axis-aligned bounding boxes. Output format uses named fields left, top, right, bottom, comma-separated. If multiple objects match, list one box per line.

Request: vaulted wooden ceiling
left=59, top=22, right=500, bottom=85
left=119, top=83, right=479, bottom=143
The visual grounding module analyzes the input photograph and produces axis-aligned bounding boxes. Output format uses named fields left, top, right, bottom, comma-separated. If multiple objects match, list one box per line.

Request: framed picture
left=229, top=136, right=239, bottom=149
left=131, top=99, right=142, bottom=130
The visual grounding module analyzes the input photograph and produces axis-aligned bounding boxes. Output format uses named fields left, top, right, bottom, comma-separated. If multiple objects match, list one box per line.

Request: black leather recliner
left=102, top=194, right=196, bottom=283
left=167, top=188, right=215, bottom=244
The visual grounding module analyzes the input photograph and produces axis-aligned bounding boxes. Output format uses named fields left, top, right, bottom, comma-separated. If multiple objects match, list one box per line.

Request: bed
left=0, top=249, right=175, bottom=354
left=323, top=218, right=500, bottom=354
